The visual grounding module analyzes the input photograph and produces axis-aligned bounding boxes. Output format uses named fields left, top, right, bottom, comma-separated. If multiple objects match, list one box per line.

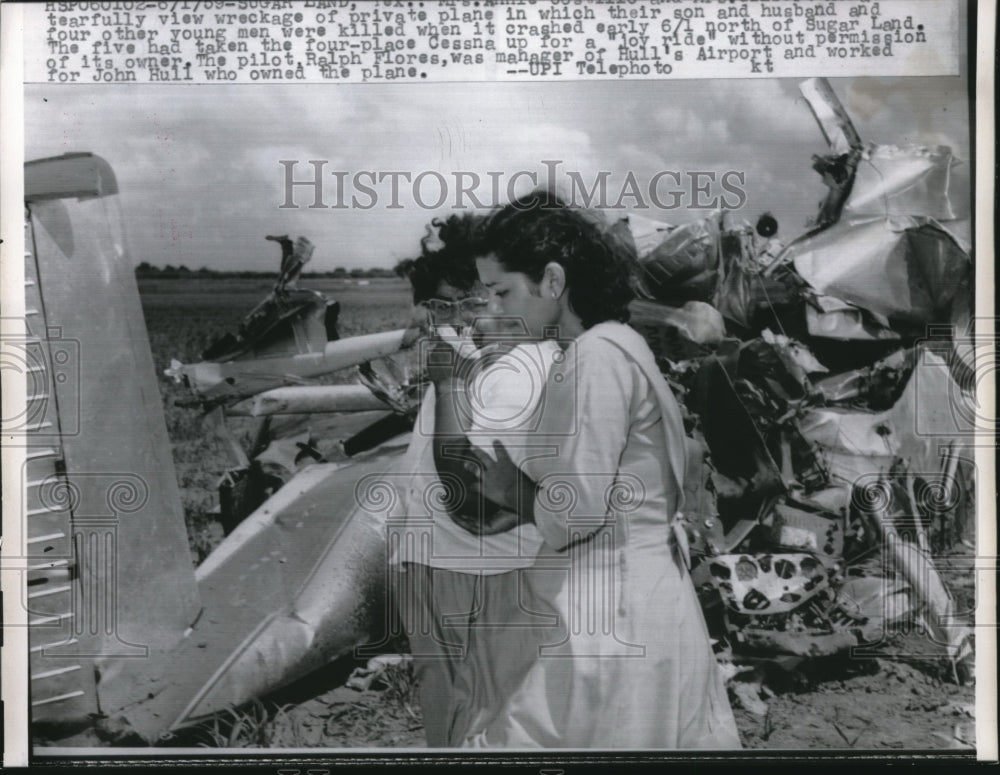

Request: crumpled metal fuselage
left=96, top=438, right=409, bottom=742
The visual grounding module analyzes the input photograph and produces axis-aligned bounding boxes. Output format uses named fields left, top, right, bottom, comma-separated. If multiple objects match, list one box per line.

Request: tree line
left=134, top=262, right=400, bottom=280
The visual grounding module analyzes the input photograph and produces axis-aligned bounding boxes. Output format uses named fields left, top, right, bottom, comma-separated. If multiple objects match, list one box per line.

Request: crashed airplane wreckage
left=19, top=78, right=976, bottom=744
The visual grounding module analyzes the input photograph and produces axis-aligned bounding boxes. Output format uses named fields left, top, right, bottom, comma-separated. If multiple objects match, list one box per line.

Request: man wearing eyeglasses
left=390, top=215, right=557, bottom=747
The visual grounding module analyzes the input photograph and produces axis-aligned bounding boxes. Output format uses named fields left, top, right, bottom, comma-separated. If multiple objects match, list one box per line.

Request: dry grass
left=163, top=659, right=423, bottom=749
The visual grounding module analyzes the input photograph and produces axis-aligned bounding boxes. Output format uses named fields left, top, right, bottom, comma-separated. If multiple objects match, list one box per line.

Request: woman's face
left=475, top=254, right=559, bottom=341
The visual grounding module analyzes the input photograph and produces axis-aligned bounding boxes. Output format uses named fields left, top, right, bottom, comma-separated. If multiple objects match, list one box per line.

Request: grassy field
left=138, top=276, right=414, bottom=562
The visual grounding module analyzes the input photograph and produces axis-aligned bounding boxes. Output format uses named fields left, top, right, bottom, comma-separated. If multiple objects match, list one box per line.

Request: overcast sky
left=25, top=75, right=971, bottom=272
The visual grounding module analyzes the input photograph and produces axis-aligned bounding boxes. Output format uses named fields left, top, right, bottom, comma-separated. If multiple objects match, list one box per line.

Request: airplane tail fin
left=21, top=153, right=201, bottom=735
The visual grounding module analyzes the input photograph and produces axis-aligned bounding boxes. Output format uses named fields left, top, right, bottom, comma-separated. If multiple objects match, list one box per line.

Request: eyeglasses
left=419, top=297, right=490, bottom=316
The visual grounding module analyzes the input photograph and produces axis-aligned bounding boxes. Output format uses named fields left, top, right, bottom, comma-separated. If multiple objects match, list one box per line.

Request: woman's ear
left=542, top=262, right=566, bottom=300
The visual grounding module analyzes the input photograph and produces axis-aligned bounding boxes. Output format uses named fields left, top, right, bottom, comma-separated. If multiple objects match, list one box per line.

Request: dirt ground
left=43, top=638, right=978, bottom=753
left=218, top=544, right=981, bottom=752
left=153, top=548, right=974, bottom=753
left=189, top=623, right=973, bottom=752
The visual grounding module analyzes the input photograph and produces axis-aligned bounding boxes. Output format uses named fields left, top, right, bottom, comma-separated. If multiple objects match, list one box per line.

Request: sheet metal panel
left=97, top=448, right=405, bottom=741
left=29, top=183, right=200, bottom=679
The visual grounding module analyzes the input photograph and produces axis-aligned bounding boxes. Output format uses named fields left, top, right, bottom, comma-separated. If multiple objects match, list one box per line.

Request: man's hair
left=478, top=189, right=637, bottom=329
left=395, top=213, right=483, bottom=304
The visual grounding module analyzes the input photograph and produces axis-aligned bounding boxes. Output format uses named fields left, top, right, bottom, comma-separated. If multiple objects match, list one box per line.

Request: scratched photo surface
left=11, top=0, right=986, bottom=760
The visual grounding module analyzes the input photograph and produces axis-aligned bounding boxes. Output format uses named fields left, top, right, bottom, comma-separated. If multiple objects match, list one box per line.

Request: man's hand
left=466, top=441, right=536, bottom=522
left=448, top=501, right=521, bottom=536
left=441, top=442, right=535, bottom=535
left=423, top=330, right=480, bottom=386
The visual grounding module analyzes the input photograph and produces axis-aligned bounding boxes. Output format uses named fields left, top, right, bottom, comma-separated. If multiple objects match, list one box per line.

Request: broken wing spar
left=166, top=328, right=416, bottom=406
left=227, top=385, right=391, bottom=417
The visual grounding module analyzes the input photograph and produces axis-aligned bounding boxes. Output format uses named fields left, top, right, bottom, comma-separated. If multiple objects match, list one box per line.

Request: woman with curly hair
left=391, top=212, right=560, bottom=747
left=430, top=191, right=740, bottom=749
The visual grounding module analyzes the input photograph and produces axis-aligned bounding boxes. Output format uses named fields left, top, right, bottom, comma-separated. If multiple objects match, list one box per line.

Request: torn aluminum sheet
left=629, top=299, right=726, bottom=362
left=799, top=349, right=974, bottom=662
left=759, top=329, right=829, bottom=389
left=710, top=223, right=782, bottom=332
left=268, top=234, right=314, bottom=291
left=702, top=553, right=830, bottom=615
left=357, top=357, right=420, bottom=415
left=200, top=236, right=339, bottom=363
left=851, top=474, right=972, bottom=663
left=216, top=410, right=404, bottom=534
left=637, top=212, right=722, bottom=303
left=798, top=348, right=966, bottom=487
left=805, top=294, right=902, bottom=341
left=844, top=145, right=960, bottom=221
left=813, top=348, right=913, bottom=408
left=785, top=215, right=971, bottom=326
left=634, top=210, right=791, bottom=332
left=620, top=210, right=674, bottom=259
left=202, top=291, right=335, bottom=362
left=723, top=330, right=825, bottom=407
left=836, top=576, right=915, bottom=642
left=809, top=150, right=863, bottom=231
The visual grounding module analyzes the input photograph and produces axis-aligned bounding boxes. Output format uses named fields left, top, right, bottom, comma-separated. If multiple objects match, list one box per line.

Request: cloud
left=24, top=75, right=970, bottom=269
left=840, top=77, right=970, bottom=157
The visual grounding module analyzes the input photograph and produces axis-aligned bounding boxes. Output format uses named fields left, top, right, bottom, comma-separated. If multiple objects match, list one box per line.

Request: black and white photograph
left=1, top=0, right=995, bottom=765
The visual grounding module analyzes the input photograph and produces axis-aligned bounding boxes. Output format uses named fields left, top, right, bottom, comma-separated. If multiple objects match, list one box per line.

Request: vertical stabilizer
left=22, top=153, right=201, bottom=734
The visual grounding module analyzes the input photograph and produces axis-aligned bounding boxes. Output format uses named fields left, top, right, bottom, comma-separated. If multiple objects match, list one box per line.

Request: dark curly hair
left=394, top=213, right=484, bottom=304
left=477, top=189, right=637, bottom=329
